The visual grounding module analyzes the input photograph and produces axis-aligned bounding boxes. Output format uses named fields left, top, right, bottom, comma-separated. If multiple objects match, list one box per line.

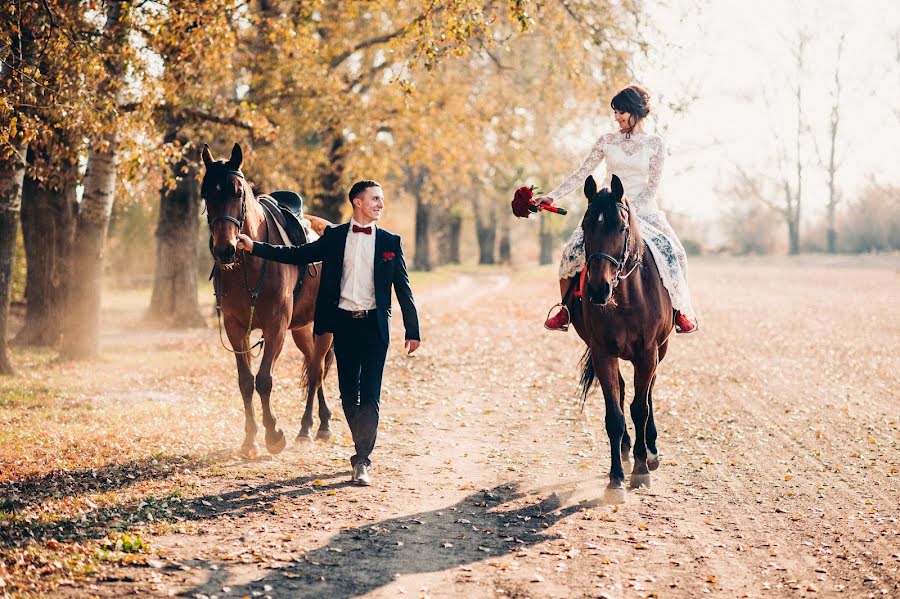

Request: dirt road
left=1, top=257, right=898, bottom=598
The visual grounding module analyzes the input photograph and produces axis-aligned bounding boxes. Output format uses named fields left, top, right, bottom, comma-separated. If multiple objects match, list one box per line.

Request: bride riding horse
left=202, top=143, right=334, bottom=458
left=571, top=174, right=674, bottom=503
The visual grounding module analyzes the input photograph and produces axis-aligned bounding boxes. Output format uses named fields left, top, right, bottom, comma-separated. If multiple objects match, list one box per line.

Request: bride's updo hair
left=610, top=85, right=652, bottom=127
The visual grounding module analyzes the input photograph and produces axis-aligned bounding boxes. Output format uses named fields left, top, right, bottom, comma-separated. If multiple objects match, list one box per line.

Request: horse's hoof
left=240, top=444, right=258, bottom=460
left=630, top=473, right=652, bottom=489
left=647, top=453, right=660, bottom=471
left=266, top=429, right=286, bottom=455
left=315, top=429, right=333, bottom=442
left=295, top=433, right=313, bottom=444
left=604, top=484, right=627, bottom=504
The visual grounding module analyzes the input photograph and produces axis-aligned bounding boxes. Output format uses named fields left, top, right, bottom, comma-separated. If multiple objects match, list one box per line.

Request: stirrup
left=674, top=313, right=699, bottom=334
left=544, top=303, right=570, bottom=332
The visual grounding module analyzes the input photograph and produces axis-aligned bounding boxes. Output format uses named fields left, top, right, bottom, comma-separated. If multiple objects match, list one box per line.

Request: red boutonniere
left=382, top=251, right=396, bottom=262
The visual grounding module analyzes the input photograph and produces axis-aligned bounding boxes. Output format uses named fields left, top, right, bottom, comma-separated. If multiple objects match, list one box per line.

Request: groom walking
left=236, top=180, right=420, bottom=486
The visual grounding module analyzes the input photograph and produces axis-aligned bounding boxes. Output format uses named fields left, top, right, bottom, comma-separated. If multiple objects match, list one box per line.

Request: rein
left=208, top=169, right=268, bottom=358
left=585, top=201, right=641, bottom=289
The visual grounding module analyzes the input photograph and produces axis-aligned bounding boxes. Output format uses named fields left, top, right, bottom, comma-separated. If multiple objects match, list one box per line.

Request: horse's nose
left=217, top=245, right=236, bottom=264
left=588, top=282, right=612, bottom=306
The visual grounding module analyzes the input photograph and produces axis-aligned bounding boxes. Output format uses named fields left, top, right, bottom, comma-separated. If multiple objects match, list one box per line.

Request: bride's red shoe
left=544, top=305, right=570, bottom=331
left=674, top=312, right=698, bottom=334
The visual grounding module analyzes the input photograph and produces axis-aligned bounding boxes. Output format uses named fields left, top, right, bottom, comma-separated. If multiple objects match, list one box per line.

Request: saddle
left=257, top=191, right=318, bottom=299
left=258, top=191, right=310, bottom=247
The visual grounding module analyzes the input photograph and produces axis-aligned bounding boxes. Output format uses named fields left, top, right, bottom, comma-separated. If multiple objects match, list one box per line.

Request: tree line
left=0, top=0, right=641, bottom=374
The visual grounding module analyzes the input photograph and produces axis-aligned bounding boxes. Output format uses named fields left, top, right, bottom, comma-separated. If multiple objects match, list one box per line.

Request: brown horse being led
left=202, top=143, right=334, bottom=458
left=570, top=174, right=674, bottom=503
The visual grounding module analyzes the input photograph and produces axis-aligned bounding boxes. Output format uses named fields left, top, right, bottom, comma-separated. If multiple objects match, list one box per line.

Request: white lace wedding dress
left=548, top=131, right=697, bottom=321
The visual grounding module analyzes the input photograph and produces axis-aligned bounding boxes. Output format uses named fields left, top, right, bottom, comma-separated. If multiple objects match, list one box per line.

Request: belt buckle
left=351, top=310, right=367, bottom=319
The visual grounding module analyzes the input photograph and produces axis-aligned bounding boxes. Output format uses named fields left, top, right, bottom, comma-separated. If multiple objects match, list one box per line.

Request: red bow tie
left=352, top=225, right=373, bottom=234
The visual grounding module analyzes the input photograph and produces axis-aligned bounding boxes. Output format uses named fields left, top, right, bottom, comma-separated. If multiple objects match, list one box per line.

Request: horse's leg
left=225, top=322, right=257, bottom=459
left=257, top=325, right=287, bottom=455
left=313, top=334, right=334, bottom=440
left=647, top=339, right=669, bottom=471
left=291, top=327, right=316, bottom=443
left=629, top=347, right=659, bottom=488
left=646, top=374, right=660, bottom=471
left=618, top=368, right=632, bottom=464
left=594, top=354, right=627, bottom=503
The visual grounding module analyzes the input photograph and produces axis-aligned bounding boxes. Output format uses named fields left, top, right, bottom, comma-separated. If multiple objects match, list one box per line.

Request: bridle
left=206, top=169, right=247, bottom=232
left=585, top=201, right=641, bottom=289
left=205, top=168, right=268, bottom=357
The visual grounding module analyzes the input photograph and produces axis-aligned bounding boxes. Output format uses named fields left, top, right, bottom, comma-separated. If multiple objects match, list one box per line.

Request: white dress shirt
left=338, top=219, right=377, bottom=311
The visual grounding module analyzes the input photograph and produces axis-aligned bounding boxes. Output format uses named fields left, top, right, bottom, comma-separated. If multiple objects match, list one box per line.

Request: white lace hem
left=558, top=217, right=697, bottom=320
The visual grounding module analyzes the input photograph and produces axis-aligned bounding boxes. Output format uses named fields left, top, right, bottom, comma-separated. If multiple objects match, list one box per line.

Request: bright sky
left=582, top=0, right=899, bottom=239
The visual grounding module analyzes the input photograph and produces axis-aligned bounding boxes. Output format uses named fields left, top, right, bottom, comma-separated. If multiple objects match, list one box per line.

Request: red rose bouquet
left=511, top=185, right=568, bottom=218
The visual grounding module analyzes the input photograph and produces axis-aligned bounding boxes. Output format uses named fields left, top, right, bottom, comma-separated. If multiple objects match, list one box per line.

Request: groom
left=236, top=180, right=421, bottom=486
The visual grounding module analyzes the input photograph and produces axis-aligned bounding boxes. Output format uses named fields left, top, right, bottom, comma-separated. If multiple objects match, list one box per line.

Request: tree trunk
left=498, top=214, right=511, bottom=264
left=539, top=216, right=554, bottom=265
left=146, top=140, right=205, bottom=327
left=0, top=140, right=29, bottom=374
left=825, top=37, right=844, bottom=254
left=413, top=194, right=432, bottom=271
left=59, top=143, right=119, bottom=359
left=472, top=199, right=496, bottom=265
left=791, top=36, right=804, bottom=257
left=314, top=132, right=347, bottom=224
left=59, top=0, right=131, bottom=360
left=16, top=170, right=76, bottom=346
left=788, top=220, right=800, bottom=256
left=445, top=213, right=462, bottom=265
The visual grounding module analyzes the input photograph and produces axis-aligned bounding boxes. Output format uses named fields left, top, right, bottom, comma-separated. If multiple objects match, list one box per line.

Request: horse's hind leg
left=618, top=368, right=631, bottom=464
left=292, top=328, right=333, bottom=442
left=313, top=334, right=334, bottom=441
left=291, top=327, right=317, bottom=443
left=629, top=348, right=659, bottom=488
left=646, top=374, right=660, bottom=471
left=226, top=323, right=257, bottom=459
left=257, top=326, right=287, bottom=455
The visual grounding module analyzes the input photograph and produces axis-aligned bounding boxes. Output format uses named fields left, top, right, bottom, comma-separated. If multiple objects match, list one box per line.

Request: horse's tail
left=579, top=348, right=596, bottom=413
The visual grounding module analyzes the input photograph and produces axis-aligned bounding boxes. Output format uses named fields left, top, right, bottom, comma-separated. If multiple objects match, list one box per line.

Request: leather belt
left=339, top=308, right=374, bottom=319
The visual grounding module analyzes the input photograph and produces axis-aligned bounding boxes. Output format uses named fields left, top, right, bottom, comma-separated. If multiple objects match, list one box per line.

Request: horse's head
left=201, top=143, right=249, bottom=264
left=581, top=174, right=640, bottom=306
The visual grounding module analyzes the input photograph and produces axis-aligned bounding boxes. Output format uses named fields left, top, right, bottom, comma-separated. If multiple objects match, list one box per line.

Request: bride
left=538, top=84, right=699, bottom=334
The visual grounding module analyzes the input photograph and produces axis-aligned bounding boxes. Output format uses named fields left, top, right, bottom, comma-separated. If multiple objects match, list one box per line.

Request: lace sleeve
left=547, top=135, right=608, bottom=201
left=636, top=135, right=666, bottom=205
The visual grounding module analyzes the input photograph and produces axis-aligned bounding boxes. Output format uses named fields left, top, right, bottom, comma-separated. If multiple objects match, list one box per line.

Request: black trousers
left=332, top=312, right=388, bottom=468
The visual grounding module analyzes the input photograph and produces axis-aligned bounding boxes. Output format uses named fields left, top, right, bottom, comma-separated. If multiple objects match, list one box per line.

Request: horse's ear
left=201, top=144, right=213, bottom=168
left=584, top=175, right=598, bottom=200
left=610, top=174, right=624, bottom=202
left=227, top=143, right=243, bottom=170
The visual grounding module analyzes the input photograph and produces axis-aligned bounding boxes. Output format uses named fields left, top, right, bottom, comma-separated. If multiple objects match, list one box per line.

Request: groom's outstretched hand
left=405, top=339, right=420, bottom=355
left=236, top=233, right=254, bottom=252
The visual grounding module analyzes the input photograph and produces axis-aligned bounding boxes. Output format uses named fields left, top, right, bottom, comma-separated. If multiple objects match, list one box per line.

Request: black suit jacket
left=251, top=223, right=420, bottom=346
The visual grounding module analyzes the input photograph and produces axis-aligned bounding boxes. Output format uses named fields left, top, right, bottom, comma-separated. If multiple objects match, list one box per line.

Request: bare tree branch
left=328, top=11, right=431, bottom=71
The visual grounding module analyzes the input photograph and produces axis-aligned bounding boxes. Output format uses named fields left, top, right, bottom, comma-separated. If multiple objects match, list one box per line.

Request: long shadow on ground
left=0, top=452, right=228, bottom=514
left=182, top=484, right=597, bottom=599
left=0, top=455, right=343, bottom=548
